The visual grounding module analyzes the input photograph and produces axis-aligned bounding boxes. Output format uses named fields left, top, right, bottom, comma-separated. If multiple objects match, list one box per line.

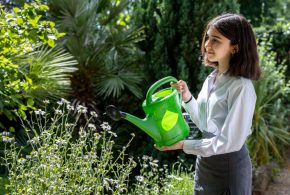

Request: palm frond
left=18, top=47, right=78, bottom=102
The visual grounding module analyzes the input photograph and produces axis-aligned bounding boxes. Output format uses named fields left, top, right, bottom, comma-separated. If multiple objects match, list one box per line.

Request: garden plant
left=2, top=99, right=193, bottom=194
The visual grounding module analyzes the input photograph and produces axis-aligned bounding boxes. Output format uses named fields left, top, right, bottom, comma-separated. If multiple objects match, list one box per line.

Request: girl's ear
left=231, top=45, right=239, bottom=54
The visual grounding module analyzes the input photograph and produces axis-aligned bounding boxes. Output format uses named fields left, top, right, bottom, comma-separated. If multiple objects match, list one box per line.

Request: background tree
left=238, top=0, right=290, bottom=27
left=46, top=0, right=145, bottom=116
left=239, top=0, right=290, bottom=81
left=132, top=0, right=240, bottom=94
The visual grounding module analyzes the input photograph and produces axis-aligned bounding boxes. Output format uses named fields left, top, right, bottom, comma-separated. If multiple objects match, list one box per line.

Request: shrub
left=0, top=1, right=76, bottom=125
left=247, top=37, right=290, bottom=165
left=2, top=99, right=136, bottom=194
left=2, top=99, right=194, bottom=194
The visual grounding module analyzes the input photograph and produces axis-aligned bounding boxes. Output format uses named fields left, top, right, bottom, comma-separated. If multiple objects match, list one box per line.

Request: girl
left=158, top=13, right=261, bottom=195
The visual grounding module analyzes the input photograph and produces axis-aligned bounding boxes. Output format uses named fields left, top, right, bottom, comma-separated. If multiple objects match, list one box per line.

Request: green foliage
left=255, top=19, right=290, bottom=81
left=2, top=100, right=194, bottom=194
left=47, top=0, right=144, bottom=107
left=0, top=1, right=77, bottom=127
left=2, top=99, right=136, bottom=194
left=247, top=38, right=290, bottom=165
left=239, top=0, right=290, bottom=27
left=0, top=175, right=9, bottom=194
left=132, top=0, right=240, bottom=94
left=17, top=47, right=77, bottom=102
left=132, top=156, right=194, bottom=194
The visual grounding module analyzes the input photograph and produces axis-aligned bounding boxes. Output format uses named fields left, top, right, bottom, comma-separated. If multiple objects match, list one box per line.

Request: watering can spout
left=106, top=105, right=162, bottom=142
left=124, top=113, right=162, bottom=142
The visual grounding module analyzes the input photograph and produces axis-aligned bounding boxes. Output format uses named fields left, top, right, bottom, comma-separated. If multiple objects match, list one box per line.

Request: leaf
left=47, top=39, right=55, bottom=48
left=16, top=18, right=23, bottom=25
left=27, top=98, right=34, bottom=108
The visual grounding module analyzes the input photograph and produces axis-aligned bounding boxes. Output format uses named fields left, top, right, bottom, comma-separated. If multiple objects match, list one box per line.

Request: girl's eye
left=212, top=38, right=218, bottom=43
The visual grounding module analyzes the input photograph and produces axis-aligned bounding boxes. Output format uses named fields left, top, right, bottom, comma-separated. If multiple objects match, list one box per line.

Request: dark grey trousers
left=194, top=145, right=252, bottom=195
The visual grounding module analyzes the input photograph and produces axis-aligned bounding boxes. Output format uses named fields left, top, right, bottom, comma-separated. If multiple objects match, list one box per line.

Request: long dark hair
left=201, top=13, right=261, bottom=80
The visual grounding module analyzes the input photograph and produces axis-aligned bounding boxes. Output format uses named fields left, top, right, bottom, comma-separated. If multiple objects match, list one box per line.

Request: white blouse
left=182, top=69, right=256, bottom=157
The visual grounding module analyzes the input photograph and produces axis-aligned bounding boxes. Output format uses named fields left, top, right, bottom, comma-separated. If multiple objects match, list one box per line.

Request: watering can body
left=121, top=76, right=190, bottom=147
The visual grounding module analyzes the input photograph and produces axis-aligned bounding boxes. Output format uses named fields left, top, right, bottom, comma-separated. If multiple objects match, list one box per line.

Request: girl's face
left=204, top=27, right=236, bottom=69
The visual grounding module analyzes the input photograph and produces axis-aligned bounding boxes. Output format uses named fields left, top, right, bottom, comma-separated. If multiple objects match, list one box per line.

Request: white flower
left=149, top=162, right=158, bottom=167
left=18, top=158, right=27, bottom=164
left=61, top=98, right=70, bottom=104
left=79, top=129, right=87, bottom=138
left=135, top=176, right=144, bottom=182
left=2, top=136, right=14, bottom=143
left=93, top=133, right=101, bottom=139
left=34, top=109, right=45, bottom=115
left=55, top=109, right=62, bottom=115
left=56, top=139, right=67, bottom=146
left=43, top=99, right=50, bottom=104
left=108, top=131, right=117, bottom=137
left=2, top=131, right=10, bottom=136
left=76, top=105, right=87, bottom=113
left=142, top=155, right=149, bottom=160
left=88, top=123, right=96, bottom=131
left=28, top=136, right=40, bottom=144
left=90, top=111, right=98, bottom=118
left=100, top=122, right=111, bottom=131
left=66, top=105, right=74, bottom=111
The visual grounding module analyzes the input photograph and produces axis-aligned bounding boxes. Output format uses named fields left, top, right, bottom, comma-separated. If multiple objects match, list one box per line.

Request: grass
left=0, top=175, right=8, bottom=195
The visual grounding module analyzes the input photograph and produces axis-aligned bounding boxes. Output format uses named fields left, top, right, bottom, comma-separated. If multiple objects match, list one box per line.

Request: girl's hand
left=155, top=141, right=184, bottom=151
left=170, top=80, right=192, bottom=102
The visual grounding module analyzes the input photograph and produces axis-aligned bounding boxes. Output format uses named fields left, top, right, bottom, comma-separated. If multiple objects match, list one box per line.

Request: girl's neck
left=218, top=67, right=228, bottom=75
left=217, top=62, right=229, bottom=75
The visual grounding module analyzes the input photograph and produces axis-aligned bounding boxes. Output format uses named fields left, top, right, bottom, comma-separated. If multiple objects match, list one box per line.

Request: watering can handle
left=146, top=76, right=178, bottom=105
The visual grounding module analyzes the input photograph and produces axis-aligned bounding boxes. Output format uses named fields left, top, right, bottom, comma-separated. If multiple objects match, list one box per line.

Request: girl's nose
left=205, top=40, right=211, bottom=49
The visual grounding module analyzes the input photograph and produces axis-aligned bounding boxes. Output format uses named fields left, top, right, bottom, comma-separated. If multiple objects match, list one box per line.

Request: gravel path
left=265, top=148, right=290, bottom=195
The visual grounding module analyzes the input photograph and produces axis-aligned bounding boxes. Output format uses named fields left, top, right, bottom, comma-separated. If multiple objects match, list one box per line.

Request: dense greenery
left=255, top=20, right=290, bottom=81
left=0, top=2, right=77, bottom=128
left=0, top=0, right=289, bottom=192
left=2, top=101, right=193, bottom=194
left=132, top=0, right=240, bottom=94
left=46, top=0, right=144, bottom=114
left=248, top=38, right=290, bottom=165
left=239, top=0, right=290, bottom=27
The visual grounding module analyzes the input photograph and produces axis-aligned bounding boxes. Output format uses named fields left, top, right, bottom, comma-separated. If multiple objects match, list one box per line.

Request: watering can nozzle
left=106, top=105, right=126, bottom=121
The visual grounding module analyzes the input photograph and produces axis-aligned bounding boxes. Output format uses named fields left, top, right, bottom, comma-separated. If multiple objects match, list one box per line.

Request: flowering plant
left=2, top=99, right=194, bottom=194
left=3, top=99, right=135, bottom=194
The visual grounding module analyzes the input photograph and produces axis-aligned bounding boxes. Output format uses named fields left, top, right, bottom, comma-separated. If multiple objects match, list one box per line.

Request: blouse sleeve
left=182, top=83, right=256, bottom=157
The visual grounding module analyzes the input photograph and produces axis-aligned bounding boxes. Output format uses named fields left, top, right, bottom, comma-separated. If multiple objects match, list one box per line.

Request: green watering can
left=106, top=76, right=190, bottom=147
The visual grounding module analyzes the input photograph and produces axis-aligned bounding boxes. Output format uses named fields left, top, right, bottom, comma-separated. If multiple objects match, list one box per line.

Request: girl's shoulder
left=229, top=76, right=256, bottom=95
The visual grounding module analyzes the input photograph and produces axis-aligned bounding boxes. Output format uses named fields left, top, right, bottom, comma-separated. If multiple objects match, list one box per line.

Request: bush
left=0, top=1, right=76, bottom=126
left=247, top=37, right=290, bottom=166
left=2, top=99, right=194, bottom=194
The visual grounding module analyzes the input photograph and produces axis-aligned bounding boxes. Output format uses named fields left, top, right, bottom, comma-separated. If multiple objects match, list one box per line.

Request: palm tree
left=47, top=0, right=144, bottom=113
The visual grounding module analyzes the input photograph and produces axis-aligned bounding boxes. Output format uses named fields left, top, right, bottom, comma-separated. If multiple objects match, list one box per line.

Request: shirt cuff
left=184, top=96, right=193, bottom=104
left=182, top=140, right=197, bottom=155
